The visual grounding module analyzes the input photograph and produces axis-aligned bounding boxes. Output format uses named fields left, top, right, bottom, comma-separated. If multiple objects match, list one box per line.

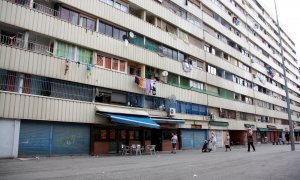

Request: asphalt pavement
left=0, top=144, right=299, bottom=180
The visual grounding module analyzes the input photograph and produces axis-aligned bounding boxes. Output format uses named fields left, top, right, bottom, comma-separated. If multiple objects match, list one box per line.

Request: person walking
left=247, top=128, right=255, bottom=152
left=211, top=131, right=217, bottom=152
left=285, top=132, right=290, bottom=145
left=224, top=133, right=231, bottom=152
left=171, top=133, right=178, bottom=154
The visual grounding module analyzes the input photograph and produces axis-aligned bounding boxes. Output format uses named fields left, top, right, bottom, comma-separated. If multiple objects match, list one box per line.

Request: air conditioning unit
left=169, top=108, right=176, bottom=117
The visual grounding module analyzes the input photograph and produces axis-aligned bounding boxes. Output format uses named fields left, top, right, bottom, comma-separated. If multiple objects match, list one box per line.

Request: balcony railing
left=5, top=0, right=60, bottom=16
left=0, top=34, right=53, bottom=55
left=0, top=71, right=93, bottom=102
left=32, top=2, right=60, bottom=16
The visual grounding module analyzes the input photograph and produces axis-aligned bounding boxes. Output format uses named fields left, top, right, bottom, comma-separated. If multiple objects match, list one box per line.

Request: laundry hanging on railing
left=86, top=64, right=94, bottom=78
left=134, top=76, right=156, bottom=95
left=266, top=66, right=275, bottom=78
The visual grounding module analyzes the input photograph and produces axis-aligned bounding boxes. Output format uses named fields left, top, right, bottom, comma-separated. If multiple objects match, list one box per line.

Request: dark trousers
left=248, top=142, right=255, bottom=151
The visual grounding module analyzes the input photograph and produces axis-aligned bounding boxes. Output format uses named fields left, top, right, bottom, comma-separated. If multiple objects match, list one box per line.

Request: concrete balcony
left=207, top=95, right=256, bottom=114
left=255, top=106, right=288, bottom=120
left=206, top=73, right=254, bottom=98
left=0, top=44, right=209, bottom=105
left=205, top=52, right=252, bottom=82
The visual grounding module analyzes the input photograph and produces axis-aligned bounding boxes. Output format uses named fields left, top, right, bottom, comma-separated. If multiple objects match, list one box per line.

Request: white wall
left=0, top=119, right=20, bottom=158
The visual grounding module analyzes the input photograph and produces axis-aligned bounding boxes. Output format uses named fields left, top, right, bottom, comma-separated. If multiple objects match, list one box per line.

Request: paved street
left=0, top=144, right=299, bottom=180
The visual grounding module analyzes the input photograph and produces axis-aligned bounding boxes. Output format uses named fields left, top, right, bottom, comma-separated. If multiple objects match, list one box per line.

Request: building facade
left=0, top=0, right=300, bottom=157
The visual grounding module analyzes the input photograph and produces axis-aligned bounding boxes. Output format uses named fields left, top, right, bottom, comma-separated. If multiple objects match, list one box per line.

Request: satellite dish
left=162, top=71, right=168, bottom=77
left=129, top=32, right=135, bottom=38
left=169, top=94, right=176, bottom=103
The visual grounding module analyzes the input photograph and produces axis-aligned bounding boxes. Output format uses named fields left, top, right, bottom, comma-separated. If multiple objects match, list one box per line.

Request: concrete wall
left=0, top=119, right=20, bottom=158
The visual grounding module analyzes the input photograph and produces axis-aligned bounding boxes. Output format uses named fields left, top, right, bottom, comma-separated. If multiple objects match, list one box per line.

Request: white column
left=23, top=31, right=29, bottom=49
left=96, top=18, right=100, bottom=32
left=141, top=10, right=146, bottom=21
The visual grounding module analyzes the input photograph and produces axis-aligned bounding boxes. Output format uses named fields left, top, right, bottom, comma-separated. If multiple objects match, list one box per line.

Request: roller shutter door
left=19, top=121, right=90, bottom=157
left=181, top=129, right=207, bottom=149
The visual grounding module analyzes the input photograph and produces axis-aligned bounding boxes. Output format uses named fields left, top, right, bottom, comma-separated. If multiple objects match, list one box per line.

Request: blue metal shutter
left=181, top=130, right=194, bottom=149
left=193, top=130, right=207, bottom=148
left=52, top=123, right=90, bottom=155
left=19, top=121, right=51, bottom=157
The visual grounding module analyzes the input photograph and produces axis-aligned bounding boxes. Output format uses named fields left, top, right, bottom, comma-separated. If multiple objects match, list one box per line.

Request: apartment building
left=0, top=0, right=300, bottom=158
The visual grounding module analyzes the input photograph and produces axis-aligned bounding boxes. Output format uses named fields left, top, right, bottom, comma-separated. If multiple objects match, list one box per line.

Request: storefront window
left=109, top=130, right=116, bottom=140
left=120, top=130, right=126, bottom=140
left=100, top=130, right=107, bottom=140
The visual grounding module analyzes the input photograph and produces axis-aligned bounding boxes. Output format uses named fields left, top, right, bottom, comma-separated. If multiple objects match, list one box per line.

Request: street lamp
left=274, top=0, right=295, bottom=151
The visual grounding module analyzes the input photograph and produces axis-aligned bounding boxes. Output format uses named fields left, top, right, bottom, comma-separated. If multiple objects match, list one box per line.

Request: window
left=98, top=54, right=126, bottom=73
left=56, top=41, right=76, bottom=60
left=105, top=57, right=111, bottom=69
left=60, top=7, right=79, bottom=25
left=128, top=93, right=143, bottom=108
left=204, top=44, right=210, bottom=52
left=99, top=21, right=113, bottom=36
left=97, top=55, right=104, bottom=67
left=207, top=65, right=216, bottom=75
left=95, top=89, right=111, bottom=103
left=111, top=91, right=127, bottom=105
left=113, top=28, right=120, bottom=39
left=78, top=47, right=93, bottom=64
left=119, top=60, right=126, bottom=72
left=112, top=59, right=118, bottom=70
left=81, top=16, right=96, bottom=30
left=167, top=73, right=179, bottom=86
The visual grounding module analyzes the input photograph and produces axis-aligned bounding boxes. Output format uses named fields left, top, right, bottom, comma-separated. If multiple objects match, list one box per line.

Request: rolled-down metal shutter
left=19, top=121, right=90, bottom=156
left=181, top=130, right=194, bottom=149
left=19, top=121, right=51, bottom=156
left=52, top=123, right=90, bottom=155
left=181, top=130, right=207, bottom=149
left=193, top=130, right=207, bottom=149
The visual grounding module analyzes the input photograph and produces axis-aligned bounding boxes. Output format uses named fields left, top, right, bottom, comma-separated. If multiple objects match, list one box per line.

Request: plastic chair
left=147, top=145, right=156, bottom=155
left=135, top=144, right=142, bottom=155
left=121, top=144, right=130, bottom=155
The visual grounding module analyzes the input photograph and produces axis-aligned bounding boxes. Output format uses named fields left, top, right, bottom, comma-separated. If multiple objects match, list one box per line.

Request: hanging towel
left=142, top=79, right=146, bottom=89
left=146, top=80, right=151, bottom=95
left=139, top=78, right=144, bottom=88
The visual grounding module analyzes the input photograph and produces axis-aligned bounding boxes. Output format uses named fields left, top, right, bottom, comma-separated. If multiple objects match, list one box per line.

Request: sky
left=259, top=0, right=300, bottom=65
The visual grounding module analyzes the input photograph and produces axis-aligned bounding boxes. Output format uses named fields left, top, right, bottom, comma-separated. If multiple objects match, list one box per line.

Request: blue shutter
left=19, top=121, right=52, bottom=156
left=19, top=121, right=90, bottom=157
left=52, top=123, right=90, bottom=155
left=181, top=130, right=194, bottom=149
left=181, top=130, right=207, bottom=149
left=193, top=130, right=207, bottom=148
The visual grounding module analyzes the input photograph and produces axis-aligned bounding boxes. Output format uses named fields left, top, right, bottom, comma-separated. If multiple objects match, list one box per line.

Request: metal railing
left=0, top=34, right=53, bottom=55
left=5, top=0, right=60, bottom=16
left=33, top=2, right=60, bottom=16
left=0, top=71, right=93, bottom=102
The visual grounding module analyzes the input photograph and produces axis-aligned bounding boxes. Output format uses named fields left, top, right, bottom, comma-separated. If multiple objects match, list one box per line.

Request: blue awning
left=105, top=113, right=160, bottom=129
left=151, top=117, right=185, bottom=124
